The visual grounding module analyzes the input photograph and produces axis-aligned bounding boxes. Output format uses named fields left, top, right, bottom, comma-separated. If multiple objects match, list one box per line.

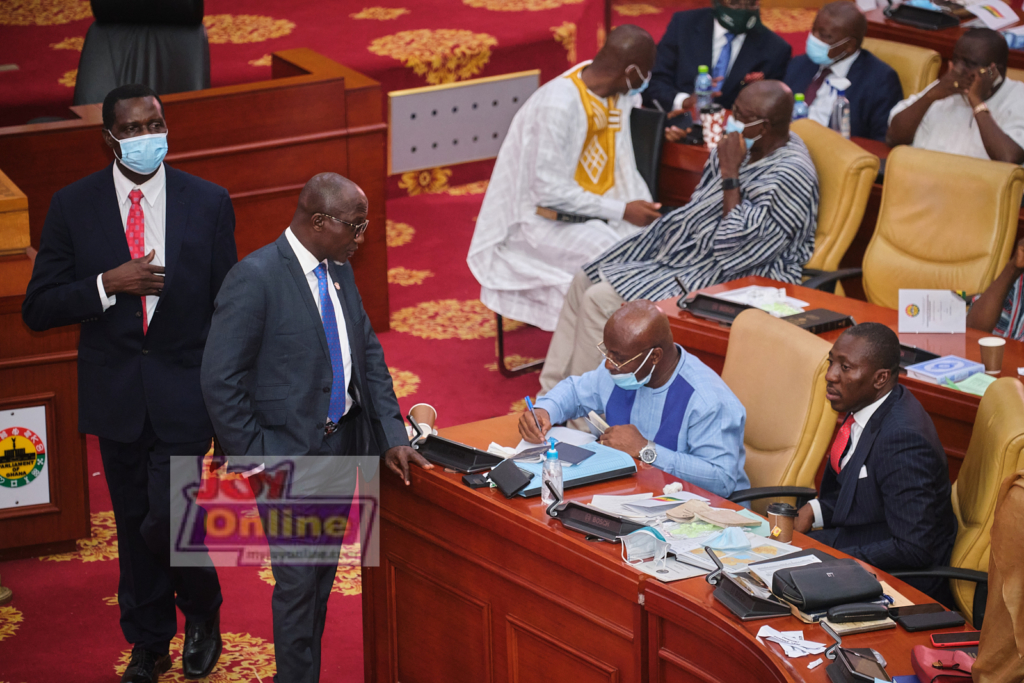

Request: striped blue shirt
left=582, top=134, right=818, bottom=301
left=535, top=345, right=750, bottom=497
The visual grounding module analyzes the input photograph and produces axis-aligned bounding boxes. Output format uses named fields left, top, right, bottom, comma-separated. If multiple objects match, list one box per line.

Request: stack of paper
left=756, top=626, right=827, bottom=658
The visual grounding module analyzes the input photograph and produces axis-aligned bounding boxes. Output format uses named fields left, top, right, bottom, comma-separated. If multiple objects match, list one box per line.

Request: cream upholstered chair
left=813, top=146, right=1024, bottom=308
left=721, top=309, right=838, bottom=515
left=792, top=119, right=879, bottom=296
left=893, top=378, right=1024, bottom=628
left=1007, top=67, right=1024, bottom=83
left=862, top=37, right=941, bottom=98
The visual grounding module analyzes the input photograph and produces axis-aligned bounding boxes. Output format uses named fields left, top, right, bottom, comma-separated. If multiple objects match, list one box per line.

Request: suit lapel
left=160, top=166, right=190, bottom=303
left=93, top=166, right=132, bottom=266
left=831, top=388, right=901, bottom=524
left=693, top=11, right=715, bottom=79
left=276, top=234, right=332, bottom=364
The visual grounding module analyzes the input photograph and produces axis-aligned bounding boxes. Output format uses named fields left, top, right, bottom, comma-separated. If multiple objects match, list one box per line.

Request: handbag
left=772, top=559, right=882, bottom=611
left=910, top=645, right=973, bottom=683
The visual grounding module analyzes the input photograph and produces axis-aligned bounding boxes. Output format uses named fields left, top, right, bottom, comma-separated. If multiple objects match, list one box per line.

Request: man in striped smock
left=540, top=80, right=818, bottom=392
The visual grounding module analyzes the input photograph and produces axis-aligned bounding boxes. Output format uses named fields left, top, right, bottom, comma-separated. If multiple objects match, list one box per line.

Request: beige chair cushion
left=862, top=37, right=941, bottom=98
left=863, top=146, right=1024, bottom=309
left=1007, top=67, right=1024, bottom=84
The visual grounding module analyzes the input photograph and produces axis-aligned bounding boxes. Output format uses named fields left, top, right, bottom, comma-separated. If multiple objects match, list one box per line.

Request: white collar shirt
left=285, top=226, right=353, bottom=415
left=671, top=19, right=748, bottom=111
left=806, top=50, right=861, bottom=129
left=96, top=162, right=167, bottom=323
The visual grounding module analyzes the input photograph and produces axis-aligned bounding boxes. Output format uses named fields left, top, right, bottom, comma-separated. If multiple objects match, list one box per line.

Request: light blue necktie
left=712, top=32, right=735, bottom=84
left=314, top=263, right=346, bottom=423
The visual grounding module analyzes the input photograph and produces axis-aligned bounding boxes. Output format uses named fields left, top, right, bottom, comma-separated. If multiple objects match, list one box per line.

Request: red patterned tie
left=804, top=67, right=832, bottom=106
left=829, top=413, right=852, bottom=473
left=127, top=189, right=147, bottom=333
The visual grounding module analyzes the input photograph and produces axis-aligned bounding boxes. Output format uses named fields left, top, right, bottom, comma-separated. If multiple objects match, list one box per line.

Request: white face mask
left=619, top=527, right=669, bottom=566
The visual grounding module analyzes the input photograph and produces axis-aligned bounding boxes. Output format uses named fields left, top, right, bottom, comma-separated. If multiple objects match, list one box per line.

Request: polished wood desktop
left=362, top=414, right=951, bottom=683
left=656, top=276, right=1024, bottom=480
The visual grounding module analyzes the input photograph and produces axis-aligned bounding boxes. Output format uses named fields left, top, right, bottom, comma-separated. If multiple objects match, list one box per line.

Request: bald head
left=819, top=1, right=867, bottom=43
left=593, top=25, right=656, bottom=70
left=297, top=172, right=364, bottom=218
left=957, top=28, right=1009, bottom=70
left=291, top=172, right=368, bottom=264
left=736, top=80, right=794, bottom=128
left=604, top=301, right=673, bottom=355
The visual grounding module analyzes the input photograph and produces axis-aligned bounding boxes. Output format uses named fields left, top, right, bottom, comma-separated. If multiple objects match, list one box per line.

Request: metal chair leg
left=496, top=313, right=544, bottom=378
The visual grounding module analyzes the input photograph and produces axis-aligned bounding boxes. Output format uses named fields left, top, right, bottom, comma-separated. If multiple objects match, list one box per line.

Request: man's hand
left=101, top=249, right=165, bottom=296
left=664, top=126, right=690, bottom=143
left=968, top=63, right=998, bottom=108
left=930, top=64, right=971, bottom=102
left=718, top=132, right=747, bottom=178
left=518, top=407, right=551, bottom=444
left=711, top=75, right=724, bottom=98
left=623, top=200, right=662, bottom=227
left=598, top=424, right=647, bottom=458
left=794, top=503, right=815, bottom=534
left=384, top=445, right=433, bottom=485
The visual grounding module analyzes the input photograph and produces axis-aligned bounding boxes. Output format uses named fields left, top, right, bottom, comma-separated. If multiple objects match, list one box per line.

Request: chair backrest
left=949, top=378, right=1024, bottom=625
left=792, top=119, right=879, bottom=273
left=1008, top=67, right=1024, bottom=84
left=862, top=37, right=941, bottom=98
left=721, top=309, right=837, bottom=514
left=630, top=107, right=666, bottom=202
left=862, top=146, right=1024, bottom=309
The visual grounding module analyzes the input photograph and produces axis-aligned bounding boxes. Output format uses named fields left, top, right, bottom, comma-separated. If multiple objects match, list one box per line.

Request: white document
left=1005, top=23, right=1024, bottom=34
left=515, top=425, right=595, bottom=453
left=898, top=289, right=967, bottom=333
left=748, top=555, right=821, bottom=589
left=623, top=492, right=709, bottom=514
left=632, top=558, right=707, bottom=582
left=855, top=0, right=880, bottom=11
left=590, top=493, right=655, bottom=520
left=712, top=285, right=808, bottom=317
left=756, top=626, right=828, bottom=658
left=966, top=0, right=1019, bottom=29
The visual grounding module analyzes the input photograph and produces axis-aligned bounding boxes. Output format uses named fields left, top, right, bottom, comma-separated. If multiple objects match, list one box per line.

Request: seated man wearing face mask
left=539, top=80, right=818, bottom=393
left=784, top=1, right=902, bottom=142
left=521, top=300, right=750, bottom=498
left=888, top=28, right=1024, bottom=164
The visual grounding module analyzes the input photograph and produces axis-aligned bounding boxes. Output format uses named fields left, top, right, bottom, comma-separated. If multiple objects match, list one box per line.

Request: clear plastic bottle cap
left=698, top=65, right=709, bottom=73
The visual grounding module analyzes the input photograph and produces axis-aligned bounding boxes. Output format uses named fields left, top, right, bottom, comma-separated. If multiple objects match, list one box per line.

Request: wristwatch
left=721, top=177, right=741, bottom=191
left=973, top=102, right=990, bottom=116
left=639, top=440, right=658, bottom=464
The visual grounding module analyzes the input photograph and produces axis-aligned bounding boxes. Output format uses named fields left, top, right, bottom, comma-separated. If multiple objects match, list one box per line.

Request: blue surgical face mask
left=625, top=63, right=651, bottom=97
left=725, top=115, right=764, bottom=150
left=805, top=34, right=850, bottom=67
left=112, top=131, right=168, bottom=175
left=610, top=348, right=656, bottom=390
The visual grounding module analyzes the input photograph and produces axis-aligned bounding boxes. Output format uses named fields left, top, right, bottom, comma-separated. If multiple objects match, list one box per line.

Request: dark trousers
left=258, top=419, right=360, bottom=683
left=99, top=416, right=223, bottom=654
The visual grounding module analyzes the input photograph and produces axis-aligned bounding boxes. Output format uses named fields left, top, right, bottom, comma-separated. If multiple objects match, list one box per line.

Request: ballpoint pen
left=525, top=396, right=544, bottom=435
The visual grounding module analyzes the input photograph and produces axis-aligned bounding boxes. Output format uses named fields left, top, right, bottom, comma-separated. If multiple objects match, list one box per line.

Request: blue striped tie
left=712, top=32, right=735, bottom=83
left=314, top=263, right=346, bottom=423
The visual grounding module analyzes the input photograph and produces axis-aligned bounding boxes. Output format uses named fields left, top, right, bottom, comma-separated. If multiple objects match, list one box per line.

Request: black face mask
left=713, top=0, right=760, bottom=34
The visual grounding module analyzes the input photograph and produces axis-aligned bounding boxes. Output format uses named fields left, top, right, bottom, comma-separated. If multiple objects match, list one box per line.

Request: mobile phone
left=930, top=631, right=982, bottom=648
left=841, top=649, right=891, bottom=681
left=888, top=603, right=944, bottom=618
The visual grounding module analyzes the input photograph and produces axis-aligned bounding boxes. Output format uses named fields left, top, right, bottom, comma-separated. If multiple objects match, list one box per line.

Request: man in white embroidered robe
left=467, top=25, right=664, bottom=331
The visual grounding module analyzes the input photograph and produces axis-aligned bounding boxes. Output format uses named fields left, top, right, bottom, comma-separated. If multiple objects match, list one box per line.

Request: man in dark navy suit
left=646, top=0, right=791, bottom=127
left=784, top=1, right=903, bottom=141
left=794, top=323, right=957, bottom=601
left=23, top=84, right=234, bottom=682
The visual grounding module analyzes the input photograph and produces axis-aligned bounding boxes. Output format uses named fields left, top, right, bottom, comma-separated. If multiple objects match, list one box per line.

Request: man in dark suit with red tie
left=794, top=323, right=957, bottom=602
left=22, top=84, right=235, bottom=682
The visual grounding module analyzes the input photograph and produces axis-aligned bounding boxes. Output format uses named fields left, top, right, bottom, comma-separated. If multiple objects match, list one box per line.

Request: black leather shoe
left=121, top=648, right=171, bottom=683
left=182, top=611, right=222, bottom=679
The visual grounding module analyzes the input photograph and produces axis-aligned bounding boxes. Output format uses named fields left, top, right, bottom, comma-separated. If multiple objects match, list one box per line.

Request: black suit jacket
left=815, top=384, right=957, bottom=598
left=646, top=8, right=792, bottom=111
left=22, top=163, right=237, bottom=444
left=199, top=232, right=408, bottom=460
left=783, top=50, right=904, bottom=141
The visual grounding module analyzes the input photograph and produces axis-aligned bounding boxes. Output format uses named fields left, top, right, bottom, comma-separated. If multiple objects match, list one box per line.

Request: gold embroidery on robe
left=566, top=65, right=620, bottom=195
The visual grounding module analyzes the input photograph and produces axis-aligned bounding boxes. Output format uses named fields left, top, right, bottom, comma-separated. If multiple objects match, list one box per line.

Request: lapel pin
left=334, top=282, right=340, bottom=291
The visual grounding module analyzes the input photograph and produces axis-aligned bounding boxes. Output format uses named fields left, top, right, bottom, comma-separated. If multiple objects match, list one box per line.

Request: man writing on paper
left=793, top=324, right=957, bottom=601
left=519, top=301, right=749, bottom=498
left=539, top=80, right=817, bottom=392
left=887, top=28, right=1024, bottom=164
left=467, top=25, right=662, bottom=332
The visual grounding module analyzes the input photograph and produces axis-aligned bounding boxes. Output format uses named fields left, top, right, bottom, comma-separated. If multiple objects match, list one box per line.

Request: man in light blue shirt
left=520, top=301, right=749, bottom=498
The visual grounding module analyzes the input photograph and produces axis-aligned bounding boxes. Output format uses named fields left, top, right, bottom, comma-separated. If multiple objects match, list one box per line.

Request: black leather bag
left=772, top=559, right=882, bottom=612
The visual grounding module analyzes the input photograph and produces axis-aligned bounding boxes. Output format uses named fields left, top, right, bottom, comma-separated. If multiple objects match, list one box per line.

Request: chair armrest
left=801, top=268, right=863, bottom=292
left=889, top=566, right=988, bottom=584
left=728, top=486, right=818, bottom=505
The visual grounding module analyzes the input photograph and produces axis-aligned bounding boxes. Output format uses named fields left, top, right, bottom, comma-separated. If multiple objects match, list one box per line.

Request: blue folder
left=515, top=442, right=637, bottom=497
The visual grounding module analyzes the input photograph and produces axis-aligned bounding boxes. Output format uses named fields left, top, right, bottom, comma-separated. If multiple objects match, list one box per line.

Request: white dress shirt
left=806, top=50, right=860, bottom=129
left=672, top=19, right=747, bottom=111
left=888, top=77, right=1024, bottom=162
left=285, top=226, right=353, bottom=415
left=810, top=390, right=892, bottom=529
left=97, top=162, right=166, bottom=324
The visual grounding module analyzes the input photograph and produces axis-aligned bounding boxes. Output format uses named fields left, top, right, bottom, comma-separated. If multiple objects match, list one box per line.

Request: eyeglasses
left=596, top=342, right=652, bottom=371
left=320, top=212, right=369, bottom=239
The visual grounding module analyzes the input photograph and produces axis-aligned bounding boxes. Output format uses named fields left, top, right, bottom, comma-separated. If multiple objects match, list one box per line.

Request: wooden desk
left=657, top=276, right=1024, bottom=479
left=865, top=6, right=1024, bottom=70
left=362, top=414, right=946, bottom=683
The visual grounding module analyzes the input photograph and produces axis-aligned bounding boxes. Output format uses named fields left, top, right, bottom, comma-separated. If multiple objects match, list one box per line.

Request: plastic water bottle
left=540, top=438, right=563, bottom=507
left=695, top=65, right=713, bottom=112
left=792, top=93, right=809, bottom=120
left=828, top=77, right=852, bottom=139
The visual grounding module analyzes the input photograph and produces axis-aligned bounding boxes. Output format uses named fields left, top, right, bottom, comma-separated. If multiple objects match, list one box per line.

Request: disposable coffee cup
left=979, top=337, right=1006, bottom=374
left=766, top=502, right=798, bottom=543
left=409, top=403, right=437, bottom=430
